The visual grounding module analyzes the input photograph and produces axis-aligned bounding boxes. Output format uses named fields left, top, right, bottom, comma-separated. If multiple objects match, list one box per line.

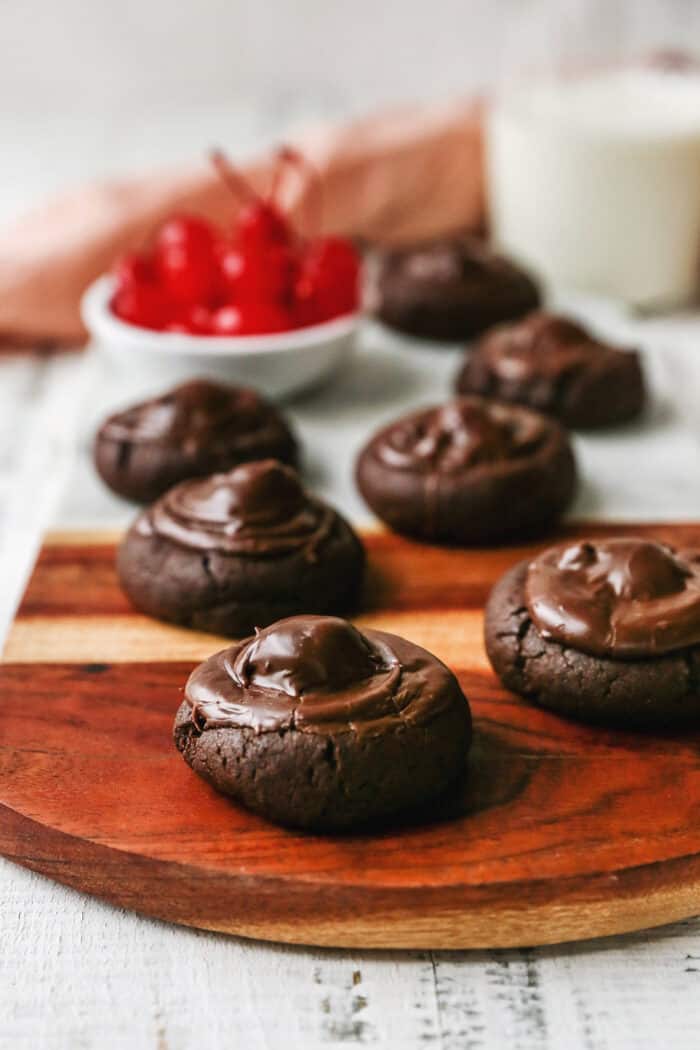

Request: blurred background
left=2, top=0, right=696, bottom=223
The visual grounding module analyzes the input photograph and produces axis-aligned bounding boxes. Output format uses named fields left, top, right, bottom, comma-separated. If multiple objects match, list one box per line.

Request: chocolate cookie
left=485, top=538, right=700, bottom=726
left=374, top=237, right=541, bottom=342
left=117, top=460, right=364, bottom=636
left=456, top=312, right=646, bottom=429
left=95, top=379, right=297, bottom=503
left=355, top=396, right=577, bottom=544
left=174, top=614, right=472, bottom=829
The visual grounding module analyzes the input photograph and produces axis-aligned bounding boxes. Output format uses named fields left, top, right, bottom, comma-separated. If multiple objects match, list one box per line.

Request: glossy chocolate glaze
left=100, top=378, right=293, bottom=457
left=526, top=538, right=700, bottom=658
left=456, top=311, right=647, bottom=430
left=480, top=313, right=632, bottom=384
left=482, top=312, right=608, bottom=380
left=141, top=459, right=333, bottom=556
left=379, top=238, right=541, bottom=312
left=184, top=615, right=460, bottom=737
left=370, top=397, right=549, bottom=476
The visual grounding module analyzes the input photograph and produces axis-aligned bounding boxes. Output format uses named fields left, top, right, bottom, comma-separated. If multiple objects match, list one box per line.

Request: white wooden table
left=2, top=300, right=700, bottom=1049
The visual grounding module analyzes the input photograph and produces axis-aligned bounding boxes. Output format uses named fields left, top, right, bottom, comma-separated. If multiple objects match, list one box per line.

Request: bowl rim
left=81, top=275, right=362, bottom=357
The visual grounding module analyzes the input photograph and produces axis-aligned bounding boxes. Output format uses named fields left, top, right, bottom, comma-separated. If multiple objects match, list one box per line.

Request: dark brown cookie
left=456, top=312, right=646, bottom=429
left=485, top=540, right=700, bottom=727
left=95, top=378, right=297, bottom=503
left=117, top=460, right=364, bottom=636
left=173, top=614, right=472, bottom=829
left=374, top=237, right=541, bottom=342
left=355, top=396, right=577, bottom=545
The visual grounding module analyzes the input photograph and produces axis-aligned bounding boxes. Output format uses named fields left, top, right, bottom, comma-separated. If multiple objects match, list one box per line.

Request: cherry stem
left=269, top=146, right=324, bottom=240
left=210, top=149, right=258, bottom=205
left=268, top=150, right=288, bottom=204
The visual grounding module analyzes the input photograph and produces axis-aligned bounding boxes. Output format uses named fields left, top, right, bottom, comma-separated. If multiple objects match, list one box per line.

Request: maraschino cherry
left=110, top=146, right=361, bottom=335
left=218, top=243, right=297, bottom=305
left=154, top=216, right=219, bottom=307
left=211, top=149, right=297, bottom=308
left=295, top=237, right=360, bottom=324
left=211, top=148, right=290, bottom=253
left=210, top=302, right=291, bottom=336
left=111, top=252, right=168, bottom=329
left=112, top=284, right=169, bottom=330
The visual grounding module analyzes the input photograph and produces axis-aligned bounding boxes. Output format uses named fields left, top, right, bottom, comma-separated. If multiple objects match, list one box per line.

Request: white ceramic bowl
left=81, top=275, right=360, bottom=401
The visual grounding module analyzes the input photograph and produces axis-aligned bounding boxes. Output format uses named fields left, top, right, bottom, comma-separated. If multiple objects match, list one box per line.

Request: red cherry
left=113, top=251, right=155, bottom=289
left=156, top=214, right=215, bottom=252
left=168, top=304, right=214, bottom=334
left=293, top=277, right=320, bottom=327
left=112, top=284, right=169, bottom=330
left=210, top=148, right=293, bottom=252
left=238, top=302, right=293, bottom=334
left=219, top=243, right=297, bottom=304
left=154, top=215, right=219, bottom=306
left=295, top=237, right=360, bottom=324
left=237, top=201, right=290, bottom=254
left=217, top=245, right=244, bottom=284
left=186, top=304, right=214, bottom=333
left=210, top=305, right=244, bottom=335
left=312, top=237, right=360, bottom=302
left=211, top=302, right=292, bottom=336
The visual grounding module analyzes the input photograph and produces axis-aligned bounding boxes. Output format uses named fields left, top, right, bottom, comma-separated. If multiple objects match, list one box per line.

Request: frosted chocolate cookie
left=374, top=237, right=541, bottom=342
left=174, top=614, right=472, bottom=829
left=95, top=379, right=297, bottom=502
left=356, top=396, right=576, bottom=544
left=117, top=460, right=364, bottom=636
left=456, top=312, right=646, bottom=429
left=485, top=538, right=700, bottom=726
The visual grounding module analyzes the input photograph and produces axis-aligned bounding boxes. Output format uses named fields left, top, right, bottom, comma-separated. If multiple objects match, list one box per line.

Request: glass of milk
left=486, top=66, right=700, bottom=309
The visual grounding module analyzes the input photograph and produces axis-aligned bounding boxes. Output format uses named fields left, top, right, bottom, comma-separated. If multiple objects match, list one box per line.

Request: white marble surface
left=2, top=300, right=700, bottom=1050
left=55, top=298, right=700, bottom=533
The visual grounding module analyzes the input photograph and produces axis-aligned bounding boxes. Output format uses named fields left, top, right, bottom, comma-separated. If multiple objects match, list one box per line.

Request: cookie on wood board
left=485, top=538, right=700, bottom=726
left=117, top=459, right=364, bottom=636
left=174, top=614, right=472, bottom=830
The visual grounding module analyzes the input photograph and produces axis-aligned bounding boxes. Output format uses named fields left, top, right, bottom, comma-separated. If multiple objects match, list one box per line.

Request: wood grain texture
left=3, top=524, right=700, bottom=950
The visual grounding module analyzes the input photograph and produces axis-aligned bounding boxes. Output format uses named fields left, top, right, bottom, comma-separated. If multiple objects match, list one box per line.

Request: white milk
left=486, top=69, right=700, bottom=308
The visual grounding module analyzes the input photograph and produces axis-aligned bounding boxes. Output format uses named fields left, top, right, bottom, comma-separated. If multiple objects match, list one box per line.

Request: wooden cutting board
left=2, top=523, right=700, bottom=949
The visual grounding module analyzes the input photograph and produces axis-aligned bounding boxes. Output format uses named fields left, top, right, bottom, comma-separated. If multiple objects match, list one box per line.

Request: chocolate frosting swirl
left=526, top=538, right=700, bottom=658
left=140, top=459, right=334, bottom=557
left=383, top=237, right=540, bottom=302
left=480, top=313, right=628, bottom=384
left=100, top=378, right=291, bottom=456
left=372, top=397, right=549, bottom=476
left=184, top=615, right=457, bottom=736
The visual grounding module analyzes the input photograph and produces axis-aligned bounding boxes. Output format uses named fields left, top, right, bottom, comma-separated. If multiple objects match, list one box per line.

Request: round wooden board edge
left=3, top=802, right=700, bottom=949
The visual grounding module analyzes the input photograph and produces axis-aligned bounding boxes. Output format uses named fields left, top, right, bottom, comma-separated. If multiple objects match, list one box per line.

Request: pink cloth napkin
left=0, top=99, right=484, bottom=347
